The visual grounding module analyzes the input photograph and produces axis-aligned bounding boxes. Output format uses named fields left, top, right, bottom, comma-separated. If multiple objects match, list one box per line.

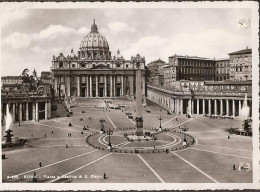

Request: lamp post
left=158, top=115, right=163, bottom=131
left=106, top=128, right=113, bottom=150
left=99, top=118, right=105, bottom=133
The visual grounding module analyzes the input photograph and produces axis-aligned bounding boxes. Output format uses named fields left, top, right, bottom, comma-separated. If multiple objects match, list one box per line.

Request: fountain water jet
left=4, top=104, right=14, bottom=143
left=238, top=93, right=251, bottom=135
left=240, top=93, right=250, bottom=120
left=5, top=104, right=12, bottom=131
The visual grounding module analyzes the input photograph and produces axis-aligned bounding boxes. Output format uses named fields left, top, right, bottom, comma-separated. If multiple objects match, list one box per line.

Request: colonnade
left=1, top=101, right=51, bottom=124
left=147, top=90, right=251, bottom=117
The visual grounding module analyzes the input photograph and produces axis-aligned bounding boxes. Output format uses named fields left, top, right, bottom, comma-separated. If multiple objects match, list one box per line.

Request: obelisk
left=135, top=56, right=143, bottom=136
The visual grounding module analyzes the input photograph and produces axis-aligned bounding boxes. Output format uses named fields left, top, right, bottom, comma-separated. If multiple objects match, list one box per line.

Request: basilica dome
left=79, top=20, right=111, bottom=60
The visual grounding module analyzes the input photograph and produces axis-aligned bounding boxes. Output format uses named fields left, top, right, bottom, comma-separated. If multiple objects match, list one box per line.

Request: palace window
left=72, top=64, right=76, bottom=68
left=126, top=64, right=129, bottom=68
left=59, top=62, right=63, bottom=68
left=116, top=64, right=120, bottom=68
left=81, top=64, right=85, bottom=68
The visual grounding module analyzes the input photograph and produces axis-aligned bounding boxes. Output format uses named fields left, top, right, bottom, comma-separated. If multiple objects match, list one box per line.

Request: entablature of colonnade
left=148, top=86, right=252, bottom=100
left=1, top=96, right=51, bottom=104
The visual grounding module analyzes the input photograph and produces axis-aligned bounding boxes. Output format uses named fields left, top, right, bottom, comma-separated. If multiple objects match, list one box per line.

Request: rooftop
left=215, top=58, right=230, bottom=61
left=147, top=58, right=166, bottom=66
left=228, top=48, right=252, bottom=55
left=169, top=54, right=214, bottom=61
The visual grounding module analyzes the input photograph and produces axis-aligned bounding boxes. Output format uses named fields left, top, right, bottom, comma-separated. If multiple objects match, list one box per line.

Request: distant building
left=147, top=59, right=166, bottom=86
left=229, top=48, right=252, bottom=81
left=147, top=59, right=166, bottom=75
left=215, top=58, right=230, bottom=81
left=168, top=54, right=216, bottom=81
left=39, top=71, right=52, bottom=93
left=162, top=65, right=174, bottom=87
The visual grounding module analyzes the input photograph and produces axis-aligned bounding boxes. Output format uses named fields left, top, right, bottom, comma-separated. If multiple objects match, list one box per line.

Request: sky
left=1, top=7, right=251, bottom=76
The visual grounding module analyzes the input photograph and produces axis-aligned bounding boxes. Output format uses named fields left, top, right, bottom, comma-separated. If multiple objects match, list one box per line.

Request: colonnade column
left=76, top=76, right=80, bottom=97
left=176, top=99, right=179, bottom=114
left=90, top=76, right=93, bottom=97
left=202, top=99, right=205, bottom=115
left=36, top=102, right=39, bottom=121
left=180, top=99, right=183, bottom=114
left=239, top=100, right=241, bottom=116
left=32, top=103, right=35, bottom=121
left=19, top=103, right=22, bottom=121
left=214, top=99, right=217, bottom=115
left=232, top=100, right=235, bottom=116
left=13, top=103, right=16, bottom=122
left=189, top=99, right=192, bottom=114
left=26, top=102, right=29, bottom=121
left=226, top=99, right=229, bottom=116
left=110, top=75, right=113, bottom=97
left=121, top=75, right=124, bottom=96
left=104, top=75, right=107, bottom=97
left=208, top=99, right=211, bottom=115
left=45, top=102, right=48, bottom=119
left=197, top=99, right=199, bottom=114
left=86, top=76, right=89, bottom=97
left=220, top=99, right=223, bottom=115
left=96, top=76, right=98, bottom=97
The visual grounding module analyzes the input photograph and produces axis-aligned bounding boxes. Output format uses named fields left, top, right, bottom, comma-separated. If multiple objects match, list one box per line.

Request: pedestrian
left=68, top=133, right=70, bottom=136
left=39, top=162, right=42, bottom=167
left=51, top=131, right=54, bottom=134
left=104, top=173, right=107, bottom=179
left=228, top=135, right=230, bottom=139
left=45, top=134, right=46, bottom=138
left=233, top=164, right=236, bottom=170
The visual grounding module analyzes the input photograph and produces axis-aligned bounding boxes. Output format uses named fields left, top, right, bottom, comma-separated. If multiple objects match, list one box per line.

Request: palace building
left=229, top=47, right=252, bottom=81
left=51, top=20, right=146, bottom=98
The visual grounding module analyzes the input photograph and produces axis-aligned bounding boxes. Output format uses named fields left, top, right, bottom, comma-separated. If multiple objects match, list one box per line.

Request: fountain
left=237, top=93, right=251, bottom=136
left=3, top=104, right=14, bottom=143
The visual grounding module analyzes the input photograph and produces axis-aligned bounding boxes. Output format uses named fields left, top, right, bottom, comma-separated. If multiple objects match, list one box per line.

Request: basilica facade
left=51, top=20, right=146, bottom=98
